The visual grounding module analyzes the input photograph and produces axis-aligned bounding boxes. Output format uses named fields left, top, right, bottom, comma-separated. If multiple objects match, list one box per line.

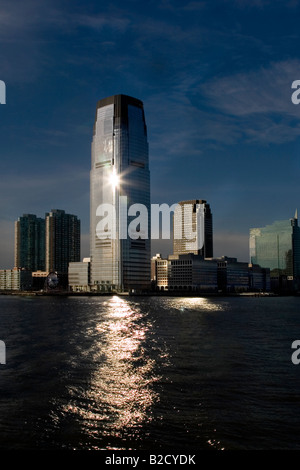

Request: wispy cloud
left=224, top=0, right=300, bottom=8
left=199, top=59, right=300, bottom=144
left=182, top=2, right=207, bottom=11
left=159, top=0, right=206, bottom=12
left=74, top=12, right=130, bottom=32
left=202, top=60, right=300, bottom=116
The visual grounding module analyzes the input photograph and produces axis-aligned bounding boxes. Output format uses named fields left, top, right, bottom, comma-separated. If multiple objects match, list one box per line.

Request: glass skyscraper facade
left=90, top=94, right=151, bottom=291
left=250, top=212, right=300, bottom=291
left=14, top=214, right=45, bottom=271
left=173, top=200, right=213, bottom=258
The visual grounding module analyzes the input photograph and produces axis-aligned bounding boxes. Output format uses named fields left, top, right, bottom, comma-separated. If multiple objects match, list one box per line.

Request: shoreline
left=0, top=290, right=292, bottom=298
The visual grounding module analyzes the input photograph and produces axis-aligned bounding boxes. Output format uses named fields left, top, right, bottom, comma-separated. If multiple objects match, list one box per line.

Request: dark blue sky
left=1, top=0, right=300, bottom=267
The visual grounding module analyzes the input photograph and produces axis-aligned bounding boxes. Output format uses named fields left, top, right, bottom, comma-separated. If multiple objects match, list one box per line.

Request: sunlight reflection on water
left=1, top=295, right=300, bottom=450
left=167, top=296, right=227, bottom=313
left=60, top=296, right=159, bottom=448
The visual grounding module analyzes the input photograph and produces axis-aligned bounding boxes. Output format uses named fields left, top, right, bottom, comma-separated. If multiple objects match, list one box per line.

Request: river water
left=0, top=294, right=299, bottom=451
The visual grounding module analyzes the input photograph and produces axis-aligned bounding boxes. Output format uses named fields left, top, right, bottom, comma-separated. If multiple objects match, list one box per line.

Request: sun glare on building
left=110, top=167, right=120, bottom=189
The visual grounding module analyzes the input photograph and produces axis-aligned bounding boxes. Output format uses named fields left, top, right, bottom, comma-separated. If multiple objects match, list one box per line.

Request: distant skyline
left=1, top=0, right=300, bottom=268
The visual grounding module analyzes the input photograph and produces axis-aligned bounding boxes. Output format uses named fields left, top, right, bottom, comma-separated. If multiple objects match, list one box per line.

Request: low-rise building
left=152, top=253, right=218, bottom=292
left=151, top=254, right=168, bottom=290
left=31, top=271, right=49, bottom=290
left=249, top=263, right=271, bottom=292
left=68, top=258, right=91, bottom=292
left=168, top=254, right=218, bottom=292
left=0, top=268, right=32, bottom=291
left=216, top=257, right=249, bottom=293
left=151, top=254, right=270, bottom=293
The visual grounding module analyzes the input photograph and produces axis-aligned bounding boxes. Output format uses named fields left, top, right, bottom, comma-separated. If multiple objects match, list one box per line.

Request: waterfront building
left=250, top=211, right=300, bottom=292
left=90, top=94, right=151, bottom=292
left=217, top=256, right=252, bottom=293
left=14, top=214, right=45, bottom=271
left=0, top=268, right=32, bottom=291
left=45, top=209, right=80, bottom=275
left=168, top=254, right=218, bottom=292
left=68, top=258, right=91, bottom=292
left=31, top=271, right=49, bottom=290
left=151, top=254, right=168, bottom=291
left=151, top=254, right=270, bottom=293
left=152, top=253, right=218, bottom=292
left=249, top=263, right=271, bottom=292
left=173, top=200, right=213, bottom=258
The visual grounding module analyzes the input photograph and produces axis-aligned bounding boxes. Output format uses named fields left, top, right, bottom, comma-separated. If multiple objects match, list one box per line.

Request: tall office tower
left=45, top=209, right=80, bottom=274
left=250, top=211, right=300, bottom=291
left=173, top=200, right=213, bottom=257
left=90, top=94, right=151, bottom=291
left=14, top=214, right=45, bottom=271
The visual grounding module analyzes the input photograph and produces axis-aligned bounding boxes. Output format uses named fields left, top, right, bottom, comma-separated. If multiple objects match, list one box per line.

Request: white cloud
left=202, top=59, right=300, bottom=117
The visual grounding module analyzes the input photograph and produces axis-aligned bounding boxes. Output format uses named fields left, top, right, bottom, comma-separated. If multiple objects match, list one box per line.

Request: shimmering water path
left=0, top=294, right=300, bottom=451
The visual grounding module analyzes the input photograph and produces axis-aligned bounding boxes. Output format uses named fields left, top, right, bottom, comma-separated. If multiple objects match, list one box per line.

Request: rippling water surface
left=0, top=294, right=300, bottom=450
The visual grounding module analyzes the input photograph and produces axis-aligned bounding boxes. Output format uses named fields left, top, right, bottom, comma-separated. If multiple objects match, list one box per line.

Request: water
left=0, top=294, right=300, bottom=450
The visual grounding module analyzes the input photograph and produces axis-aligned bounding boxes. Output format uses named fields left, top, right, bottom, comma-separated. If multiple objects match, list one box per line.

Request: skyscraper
left=14, top=214, right=45, bottom=271
left=250, top=211, right=300, bottom=292
left=45, top=209, right=80, bottom=274
left=90, top=94, right=151, bottom=291
left=173, top=200, right=213, bottom=258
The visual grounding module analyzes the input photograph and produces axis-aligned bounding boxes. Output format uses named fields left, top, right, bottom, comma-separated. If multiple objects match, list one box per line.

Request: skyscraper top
left=173, top=200, right=213, bottom=258
left=95, top=94, right=144, bottom=109
left=93, top=94, right=146, bottom=136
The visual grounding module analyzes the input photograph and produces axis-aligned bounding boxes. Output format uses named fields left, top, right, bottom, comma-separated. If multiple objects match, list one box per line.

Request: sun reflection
left=169, top=297, right=225, bottom=312
left=108, top=295, right=135, bottom=318
left=60, top=296, right=158, bottom=446
left=109, top=167, right=120, bottom=189
left=207, top=437, right=225, bottom=450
